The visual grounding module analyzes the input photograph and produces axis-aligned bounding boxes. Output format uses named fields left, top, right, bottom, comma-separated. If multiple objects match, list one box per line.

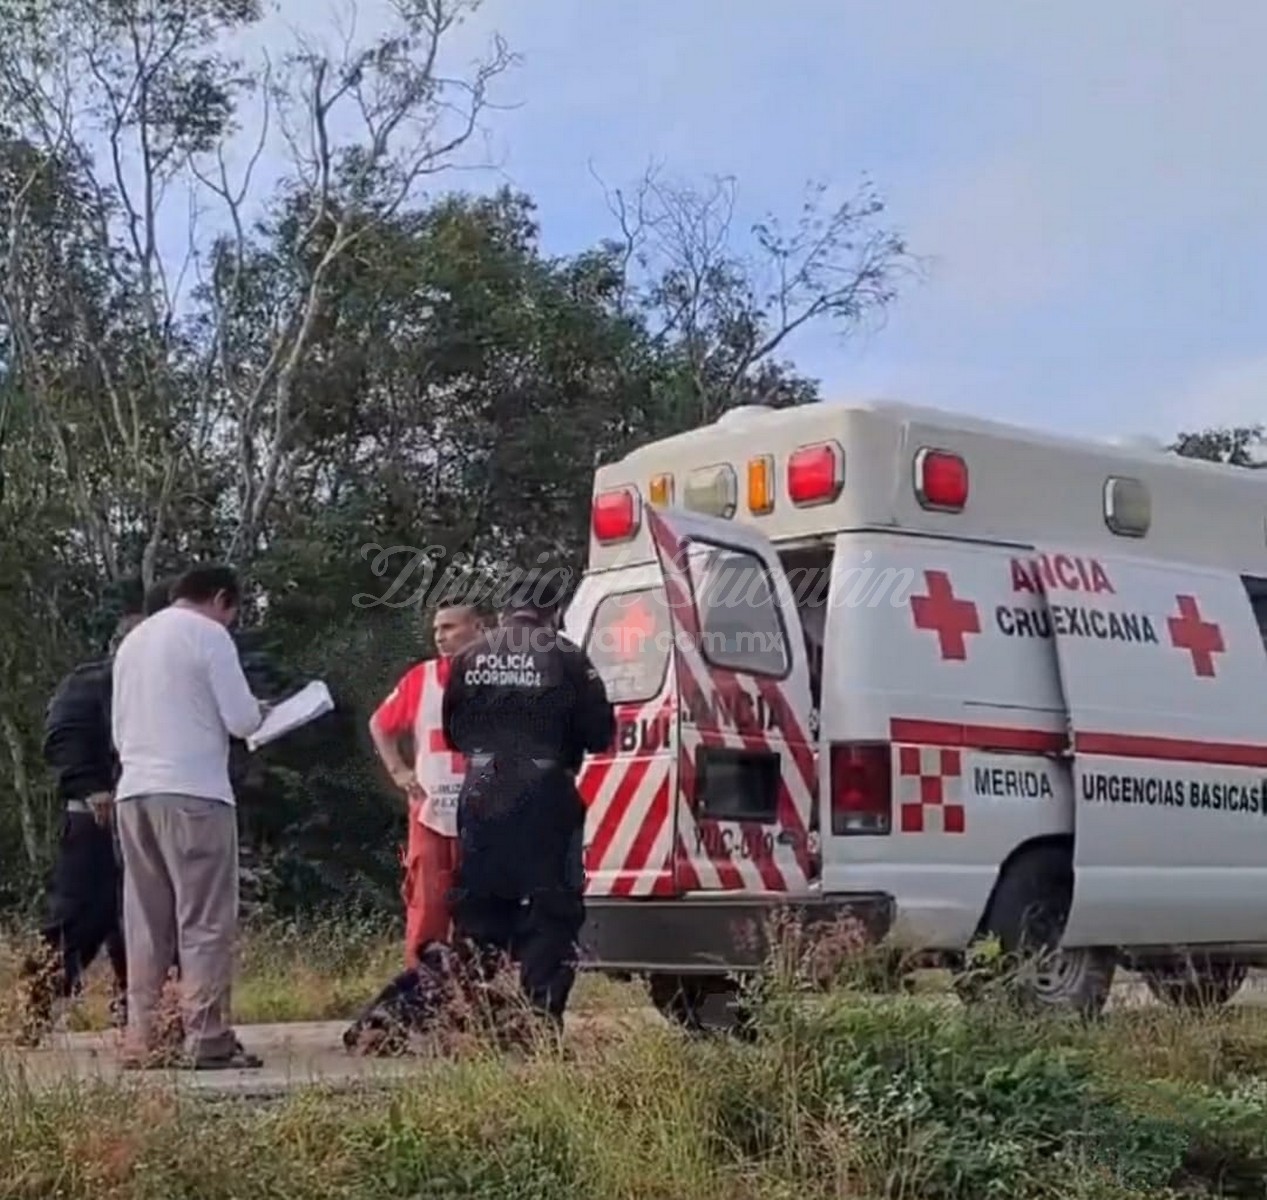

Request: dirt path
left=2, top=1011, right=662, bottom=1099
left=7, top=973, right=1266, bottom=1099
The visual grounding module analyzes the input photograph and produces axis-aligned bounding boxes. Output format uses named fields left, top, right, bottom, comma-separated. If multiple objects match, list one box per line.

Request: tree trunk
left=1, top=711, right=40, bottom=866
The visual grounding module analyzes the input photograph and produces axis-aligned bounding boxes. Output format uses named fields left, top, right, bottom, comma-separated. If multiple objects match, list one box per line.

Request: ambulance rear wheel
left=1143, top=958, right=1248, bottom=1009
left=971, top=844, right=1114, bottom=1018
left=646, top=973, right=755, bottom=1039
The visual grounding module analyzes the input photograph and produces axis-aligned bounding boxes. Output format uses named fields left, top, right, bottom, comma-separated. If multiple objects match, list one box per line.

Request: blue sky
left=239, top=0, right=1267, bottom=444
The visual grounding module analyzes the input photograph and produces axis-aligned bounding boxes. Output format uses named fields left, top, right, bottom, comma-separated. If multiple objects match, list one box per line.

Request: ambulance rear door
left=567, top=566, right=679, bottom=899
left=1038, top=547, right=1267, bottom=947
left=645, top=505, right=818, bottom=897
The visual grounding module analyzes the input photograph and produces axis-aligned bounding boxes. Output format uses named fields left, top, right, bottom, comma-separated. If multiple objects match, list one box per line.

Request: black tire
left=1144, top=958, right=1248, bottom=1009
left=646, top=973, right=754, bottom=1038
left=968, top=844, right=1115, bottom=1018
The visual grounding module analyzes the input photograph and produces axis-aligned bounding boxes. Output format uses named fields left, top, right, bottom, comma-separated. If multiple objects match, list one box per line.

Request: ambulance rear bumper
left=576, top=891, right=895, bottom=975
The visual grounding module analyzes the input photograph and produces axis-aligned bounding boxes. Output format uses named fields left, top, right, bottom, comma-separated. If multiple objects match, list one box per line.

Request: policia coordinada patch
left=462, top=652, right=544, bottom=688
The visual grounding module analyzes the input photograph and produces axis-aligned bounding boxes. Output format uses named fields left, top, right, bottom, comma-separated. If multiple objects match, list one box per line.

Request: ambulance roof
left=585, top=399, right=1267, bottom=575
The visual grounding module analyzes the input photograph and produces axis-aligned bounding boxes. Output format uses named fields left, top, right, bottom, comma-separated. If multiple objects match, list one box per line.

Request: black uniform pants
left=449, top=763, right=586, bottom=1025
left=28, top=810, right=126, bottom=1009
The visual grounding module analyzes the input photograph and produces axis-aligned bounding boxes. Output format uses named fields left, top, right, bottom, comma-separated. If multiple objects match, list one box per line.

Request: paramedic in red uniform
left=369, top=603, right=483, bottom=967
left=440, top=571, right=615, bottom=1038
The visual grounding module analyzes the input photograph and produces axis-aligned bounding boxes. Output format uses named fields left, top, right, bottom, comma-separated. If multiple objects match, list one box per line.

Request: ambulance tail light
left=829, top=742, right=891, bottom=835
left=787, top=441, right=844, bottom=506
left=914, top=448, right=968, bottom=512
left=592, top=487, right=640, bottom=543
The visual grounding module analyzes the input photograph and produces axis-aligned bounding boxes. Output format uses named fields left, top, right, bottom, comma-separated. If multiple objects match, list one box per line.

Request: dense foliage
left=0, top=0, right=1252, bottom=917
left=0, top=0, right=916, bottom=914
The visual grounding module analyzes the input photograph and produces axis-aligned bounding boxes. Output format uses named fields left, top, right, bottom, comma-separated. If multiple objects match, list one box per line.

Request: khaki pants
left=115, top=794, right=239, bottom=1058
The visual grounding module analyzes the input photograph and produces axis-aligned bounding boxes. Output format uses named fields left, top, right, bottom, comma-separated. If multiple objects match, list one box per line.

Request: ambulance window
left=583, top=588, right=670, bottom=704
left=1241, top=576, right=1267, bottom=651
left=1104, top=476, right=1150, bottom=538
left=689, top=544, right=790, bottom=677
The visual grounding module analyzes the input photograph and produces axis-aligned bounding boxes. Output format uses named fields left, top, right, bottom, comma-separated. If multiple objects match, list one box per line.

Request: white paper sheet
left=246, top=680, right=334, bottom=751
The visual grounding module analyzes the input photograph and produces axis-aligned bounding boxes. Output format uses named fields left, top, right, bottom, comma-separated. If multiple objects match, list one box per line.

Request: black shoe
left=192, top=1039, right=263, bottom=1070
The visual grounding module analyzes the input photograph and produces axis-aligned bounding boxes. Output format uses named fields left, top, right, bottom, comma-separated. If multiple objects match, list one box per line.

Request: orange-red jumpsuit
left=372, top=656, right=462, bottom=968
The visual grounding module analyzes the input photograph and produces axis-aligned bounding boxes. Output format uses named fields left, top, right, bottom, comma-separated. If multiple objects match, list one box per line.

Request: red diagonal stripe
left=739, top=819, right=785, bottom=890
left=611, top=776, right=671, bottom=896
left=648, top=508, right=703, bottom=642
left=675, top=674, right=749, bottom=888
left=649, top=506, right=812, bottom=889
left=585, top=695, right=674, bottom=871
left=754, top=677, right=814, bottom=879
left=586, top=754, right=651, bottom=875
left=677, top=732, right=745, bottom=889
left=577, top=756, right=614, bottom=805
left=755, top=676, right=815, bottom=788
left=677, top=658, right=805, bottom=887
left=676, top=657, right=794, bottom=886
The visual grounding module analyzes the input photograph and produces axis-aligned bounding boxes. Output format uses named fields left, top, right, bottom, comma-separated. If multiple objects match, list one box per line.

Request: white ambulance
left=562, top=400, right=1267, bottom=1021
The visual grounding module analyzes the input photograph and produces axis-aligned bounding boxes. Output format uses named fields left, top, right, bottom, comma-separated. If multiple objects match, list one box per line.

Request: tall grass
left=0, top=914, right=642, bottom=1033
left=3, top=916, right=1267, bottom=1197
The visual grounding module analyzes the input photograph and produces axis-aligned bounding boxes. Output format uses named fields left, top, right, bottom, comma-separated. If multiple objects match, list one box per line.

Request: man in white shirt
left=111, top=564, right=266, bottom=1069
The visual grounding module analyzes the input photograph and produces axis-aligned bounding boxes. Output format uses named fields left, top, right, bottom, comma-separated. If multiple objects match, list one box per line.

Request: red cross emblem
left=428, top=727, right=464, bottom=773
left=1166, top=594, right=1225, bottom=678
left=613, top=597, right=657, bottom=656
left=910, top=570, right=980, bottom=661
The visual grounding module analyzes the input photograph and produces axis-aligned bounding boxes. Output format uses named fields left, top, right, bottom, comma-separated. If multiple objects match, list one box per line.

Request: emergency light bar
left=914, top=448, right=968, bottom=512
left=787, top=441, right=844, bottom=507
left=648, top=473, right=673, bottom=507
left=592, top=486, right=640, bottom=542
left=683, top=463, right=737, bottom=519
left=747, top=455, right=774, bottom=515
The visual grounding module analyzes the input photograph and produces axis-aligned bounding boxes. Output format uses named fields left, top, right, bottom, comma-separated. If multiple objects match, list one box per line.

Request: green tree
left=0, top=1, right=920, bottom=915
left=1170, top=424, right=1266, bottom=466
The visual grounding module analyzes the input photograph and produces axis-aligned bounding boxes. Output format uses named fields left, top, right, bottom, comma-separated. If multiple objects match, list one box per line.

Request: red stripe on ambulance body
left=891, top=716, right=1267, bottom=769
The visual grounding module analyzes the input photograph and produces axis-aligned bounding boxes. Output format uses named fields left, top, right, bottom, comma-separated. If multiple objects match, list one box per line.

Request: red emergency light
left=787, top=440, right=844, bottom=506
left=914, top=448, right=968, bottom=512
left=592, top=486, right=639, bottom=542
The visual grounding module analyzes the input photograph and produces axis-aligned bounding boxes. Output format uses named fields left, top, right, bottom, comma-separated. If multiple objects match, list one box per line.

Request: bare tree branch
left=596, top=165, right=919, bottom=420
left=220, top=0, right=516, bottom=565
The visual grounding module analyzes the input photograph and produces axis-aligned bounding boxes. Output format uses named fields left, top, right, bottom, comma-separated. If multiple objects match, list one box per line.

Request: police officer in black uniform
left=19, top=607, right=146, bottom=1043
left=441, top=570, right=614, bottom=1039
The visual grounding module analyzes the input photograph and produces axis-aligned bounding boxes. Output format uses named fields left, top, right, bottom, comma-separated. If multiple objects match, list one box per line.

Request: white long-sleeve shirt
left=111, top=604, right=264, bottom=804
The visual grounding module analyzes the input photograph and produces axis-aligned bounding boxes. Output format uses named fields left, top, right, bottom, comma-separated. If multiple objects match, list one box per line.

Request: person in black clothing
left=143, top=577, right=175, bottom=618
left=440, top=570, right=614, bottom=1039
left=18, top=610, right=145, bottom=1044
left=18, top=579, right=180, bottom=1045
